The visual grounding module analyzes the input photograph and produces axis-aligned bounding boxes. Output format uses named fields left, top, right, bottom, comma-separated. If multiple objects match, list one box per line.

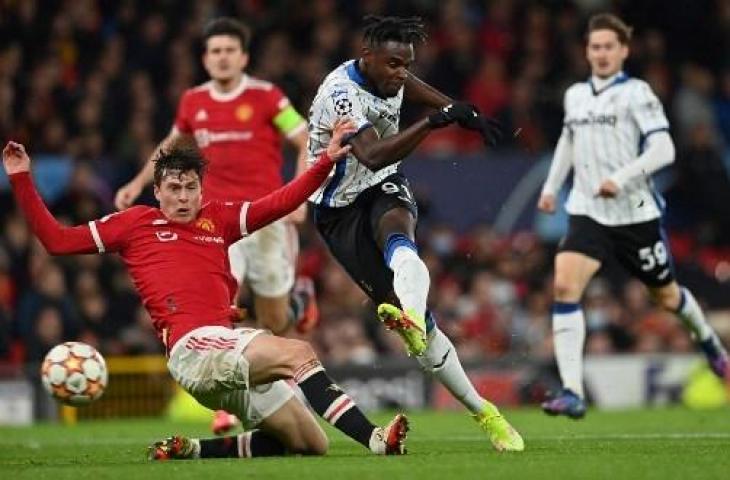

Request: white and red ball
left=41, top=342, right=108, bottom=406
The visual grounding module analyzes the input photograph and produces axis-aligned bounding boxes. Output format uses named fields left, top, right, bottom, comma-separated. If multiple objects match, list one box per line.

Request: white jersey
left=307, top=60, right=403, bottom=207
left=561, top=73, right=670, bottom=225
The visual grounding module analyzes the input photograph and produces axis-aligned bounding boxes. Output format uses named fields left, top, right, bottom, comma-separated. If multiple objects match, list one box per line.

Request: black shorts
left=314, top=173, right=418, bottom=304
left=559, top=215, right=675, bottom=287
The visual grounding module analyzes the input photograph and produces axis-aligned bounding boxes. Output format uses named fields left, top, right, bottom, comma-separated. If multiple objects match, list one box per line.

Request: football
left=41, top=342, right=108, bottom=407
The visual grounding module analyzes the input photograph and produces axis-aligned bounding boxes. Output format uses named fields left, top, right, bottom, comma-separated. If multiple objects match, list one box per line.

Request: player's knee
left=650, top=284, right=682, bottom=311
left=283, top=339, right=319, bottom=376
left=306, top=432, right=329, bottom=456
left=553, top=277, right=580, bottom=302
left=288, top=436, right=328, bottom=456
left=260, top=311, right=290, bottom=336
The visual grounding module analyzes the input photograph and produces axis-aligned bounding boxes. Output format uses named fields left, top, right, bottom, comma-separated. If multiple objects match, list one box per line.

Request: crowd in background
left=0, top=0, right=729, bottom=365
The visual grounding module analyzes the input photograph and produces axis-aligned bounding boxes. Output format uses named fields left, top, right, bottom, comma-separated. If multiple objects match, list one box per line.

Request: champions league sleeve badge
left=334, top=98, right=353, bottom=116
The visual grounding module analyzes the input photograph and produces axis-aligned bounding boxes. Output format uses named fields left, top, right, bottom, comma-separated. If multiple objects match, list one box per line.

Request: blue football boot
left=541, top=388, right=587, bottom=419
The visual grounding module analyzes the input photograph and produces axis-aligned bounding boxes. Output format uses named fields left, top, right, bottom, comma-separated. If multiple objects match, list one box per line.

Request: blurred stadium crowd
left=0, top=0, right=729, bottom=365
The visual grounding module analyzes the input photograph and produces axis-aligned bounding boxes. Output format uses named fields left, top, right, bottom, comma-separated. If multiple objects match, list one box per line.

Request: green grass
left=1, top=408, right=729, bottom=479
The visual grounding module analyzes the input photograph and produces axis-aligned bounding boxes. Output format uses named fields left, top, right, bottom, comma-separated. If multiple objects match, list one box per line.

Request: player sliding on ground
left=307, top=15, right=523, bottom=452
left=538, top=13, right=729, bottom=419
left=114, top=16, right=319, bottom=437
left=3, top=119, right=408, bottom=459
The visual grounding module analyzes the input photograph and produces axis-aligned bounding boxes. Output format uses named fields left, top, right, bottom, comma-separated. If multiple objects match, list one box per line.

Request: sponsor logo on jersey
left=196, top=217, right=215, bottom=233
left=235, top=104, right=253, bottom=122
left=193, top=235, right=225, bottom=244
left=193, top=128, right=253, bottom=148
left=156, top=231, right=178, bottom=242
left=195, top=109, right=209, bottom=122
left=566, top=112, right=617, bottom=128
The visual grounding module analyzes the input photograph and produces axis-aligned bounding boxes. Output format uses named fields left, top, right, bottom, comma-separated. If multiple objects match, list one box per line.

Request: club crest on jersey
left=195, top=109, right=209, bottom=122
left=236, top=104, right=253, bottom=122
left=334, top=98, right=353, bottom=116
left=196, top=217, right=215, bottom=233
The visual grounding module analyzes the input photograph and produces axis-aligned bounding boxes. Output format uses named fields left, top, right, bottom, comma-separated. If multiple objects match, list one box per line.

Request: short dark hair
left=362, top=15, right=427, bottom=48
left=587, top=13, right=633, bottom=44
left=153, top=144, right=207, bottom=186
left=202, top=17, right=251, bottom=51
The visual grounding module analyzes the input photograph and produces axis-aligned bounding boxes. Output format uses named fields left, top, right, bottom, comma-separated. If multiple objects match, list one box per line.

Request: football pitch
left=1, top=408, right=728, bottom=480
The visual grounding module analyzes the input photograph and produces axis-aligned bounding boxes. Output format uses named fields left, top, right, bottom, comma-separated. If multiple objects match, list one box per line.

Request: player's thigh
left=371, top=174, right=418, bottom=249
left=167, top=326, right=263, bottom=397
left=554, top=251, right=601, bottom=301
left=315, top=204, right=396, bottom=305
left=611, top=219, right=676, bottom=290
left=243, top=333, right=317, bottom=386
left=245, top=220, right=298, bottom=298
left=258, top=395, right=328, bottom=455
left=555, top=215, right=606, bottom=301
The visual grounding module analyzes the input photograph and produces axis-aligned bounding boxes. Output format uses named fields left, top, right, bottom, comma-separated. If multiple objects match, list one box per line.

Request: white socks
left=417, top=327, right=485, bottom=414
left=552, top=303, right=586, bottom=398
left=674, top=287, right=712, bottom=341
left=387, top=242, right=430, bottom=319
left=385, top=235, right=484, bottom=414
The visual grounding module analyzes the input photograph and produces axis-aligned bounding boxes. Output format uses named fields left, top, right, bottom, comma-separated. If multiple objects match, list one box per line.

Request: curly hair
left=361, top=15, right=427, bottom=47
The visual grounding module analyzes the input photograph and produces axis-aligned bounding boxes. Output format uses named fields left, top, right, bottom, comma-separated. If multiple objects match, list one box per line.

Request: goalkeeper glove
left=428, top=102, right=502, bottom=146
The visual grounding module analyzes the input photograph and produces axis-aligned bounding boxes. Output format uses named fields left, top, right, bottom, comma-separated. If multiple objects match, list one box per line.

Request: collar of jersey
left=207, top=75, right=249, bottom=102
left=588, top=71, right=629, bottom=96
left=346, top=60, right=386, bottom=98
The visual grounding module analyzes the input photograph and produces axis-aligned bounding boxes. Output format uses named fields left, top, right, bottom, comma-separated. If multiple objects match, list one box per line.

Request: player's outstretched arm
left=347, top=101, right=501, bottom=172
left=404, top=71, right=453, bottom=109
left=282, top=128, right=310, bottom=224
left=4, top=142, right=100, bottom=255
left=245, top=119, right=355, bottom=233
left=405, top=71, right=502, bottom=146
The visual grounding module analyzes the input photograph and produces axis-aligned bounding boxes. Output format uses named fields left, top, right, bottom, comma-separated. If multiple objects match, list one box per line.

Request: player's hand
left=326, top=118, right=356, bottom=161
left=2, top=141, right=31, bottom=175
left=114, top=181, right=143, bottom=210
left=428, top=102, right=502, bottom=146
left=596, top=179, right=619, bottom=198
left=537, top=194, right=556, bottom=214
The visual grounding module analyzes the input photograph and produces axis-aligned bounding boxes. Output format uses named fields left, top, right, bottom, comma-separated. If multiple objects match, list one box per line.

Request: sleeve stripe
left=88, top=221, right=105, bottom=254
left=641, top=127, right=670, bottom=138
left=239, top=202, right=251, bottom=236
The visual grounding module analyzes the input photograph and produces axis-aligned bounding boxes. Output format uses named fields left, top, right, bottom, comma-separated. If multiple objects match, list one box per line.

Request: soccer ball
left=41, top=342, right=108, bottom=407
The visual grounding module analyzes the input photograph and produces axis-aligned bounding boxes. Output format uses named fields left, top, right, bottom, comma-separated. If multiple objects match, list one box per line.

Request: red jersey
left=10, top=153, right=334, bottom=351
left=174, top=75, right=306, bottom=202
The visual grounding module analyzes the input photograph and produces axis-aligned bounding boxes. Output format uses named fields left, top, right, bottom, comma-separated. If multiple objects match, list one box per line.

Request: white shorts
left=167, top=326, right=294, bottom=429
left=228, top=219, right=298, bottom=298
